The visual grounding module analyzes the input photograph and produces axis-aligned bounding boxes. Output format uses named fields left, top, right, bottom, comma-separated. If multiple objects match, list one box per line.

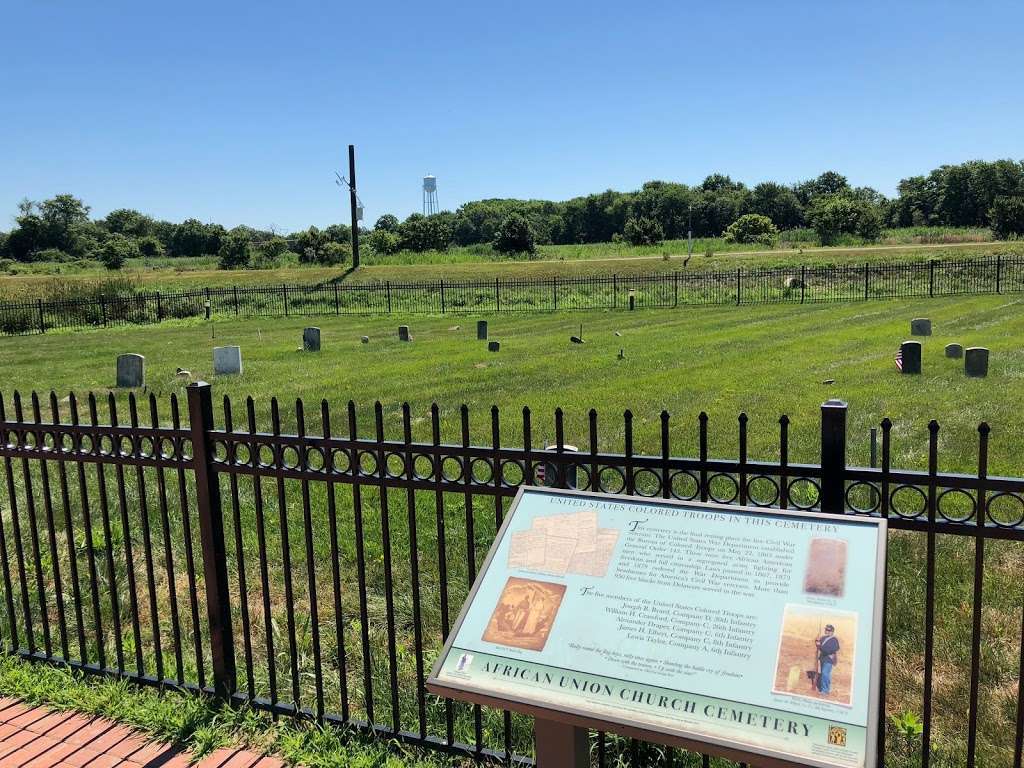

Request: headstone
left=477, top=320, right=488, bottom=340
left=303, top=327, right=321, bottom=352
left=361, top=336, right=369, bottom=344
left=910, top=318, right=932, bottom=336
left=213, top=345, right=243, bottom=375
left=488, top=340, right=500, bottom=352
left=115, top=354, right=145, bottom=388
left=900, top=341, right=922, bottom=375
left=398, top=325, right=411, bottom=342
left=965, top=347, right=989, bottom=377
left=784, top=276, right=805, bottom=289
left=945, top=343, right=963, bottom=359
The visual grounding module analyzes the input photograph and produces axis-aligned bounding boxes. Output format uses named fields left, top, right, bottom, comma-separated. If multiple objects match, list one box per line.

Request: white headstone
left=213, top=346, right=242, bottom=375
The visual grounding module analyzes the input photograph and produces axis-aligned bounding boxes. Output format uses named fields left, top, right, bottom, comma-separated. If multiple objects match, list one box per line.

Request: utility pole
left=687, top=203, right=693, bottom=258
left=348, top=144, right=360, bottom=269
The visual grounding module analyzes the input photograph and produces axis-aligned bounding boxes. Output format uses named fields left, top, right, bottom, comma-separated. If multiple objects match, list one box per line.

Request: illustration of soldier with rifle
left=810, top=622, right=840, bottom=695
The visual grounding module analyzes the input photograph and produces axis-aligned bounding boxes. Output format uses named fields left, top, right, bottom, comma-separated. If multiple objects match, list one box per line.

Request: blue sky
left=1, top=1, right=1021, bottom=232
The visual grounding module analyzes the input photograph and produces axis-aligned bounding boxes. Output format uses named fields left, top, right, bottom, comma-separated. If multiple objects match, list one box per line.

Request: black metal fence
left=2, top=254, right=1022, bottom=336
left=0, top=384, right=1023, bottom=767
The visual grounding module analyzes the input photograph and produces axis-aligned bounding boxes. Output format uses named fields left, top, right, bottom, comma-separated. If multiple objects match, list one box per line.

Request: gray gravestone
left=398, top=325, right=410, bottom=342
left=900, top=341, right=922, bottom=374
left=477, top=320, right=488, bottom=340
left=361, top=336, right=369, bottom=344
left=945, top=343, right=963, bottom=359
left=303, top=327, right=321, bottom=352
left=213, top=345, right=242, bottom=375
left=115, top=354, right=145, bottom=388
left=965, top=347, right=989, bottom=377
left=910, top=318, right=932, bottom=336
left=488, top=340, right=500, bottom=352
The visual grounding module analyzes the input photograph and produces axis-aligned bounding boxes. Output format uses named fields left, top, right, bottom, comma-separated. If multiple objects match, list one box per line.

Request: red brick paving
left=0, top=697, right=286, bottom=767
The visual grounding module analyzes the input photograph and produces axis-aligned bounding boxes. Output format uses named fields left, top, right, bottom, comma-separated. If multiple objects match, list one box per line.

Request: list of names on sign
left=429, top=488, right=885, bottom=768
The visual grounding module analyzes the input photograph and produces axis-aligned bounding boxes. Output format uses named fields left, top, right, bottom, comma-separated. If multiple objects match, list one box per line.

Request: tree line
left=2, top=159, right=1023, bottom=270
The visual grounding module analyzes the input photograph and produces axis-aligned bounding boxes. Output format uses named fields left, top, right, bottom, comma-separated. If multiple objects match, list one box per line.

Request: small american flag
left=894, top=346, right=903, bottom=372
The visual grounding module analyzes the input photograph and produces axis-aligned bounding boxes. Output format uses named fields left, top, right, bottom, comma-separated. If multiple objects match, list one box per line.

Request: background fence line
left=1, top=254, right=1021, bottom=336
left=1, top=383, right=1023, bottom=766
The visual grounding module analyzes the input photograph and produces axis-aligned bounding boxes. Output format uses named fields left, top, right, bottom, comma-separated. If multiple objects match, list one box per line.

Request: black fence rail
left=0, top=385, right=1023, bottom=767
left=2, top=254, right=1022, bottom=336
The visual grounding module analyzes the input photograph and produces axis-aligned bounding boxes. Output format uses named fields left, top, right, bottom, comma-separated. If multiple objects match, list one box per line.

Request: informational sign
left=428, top=487, right=886, bottom=768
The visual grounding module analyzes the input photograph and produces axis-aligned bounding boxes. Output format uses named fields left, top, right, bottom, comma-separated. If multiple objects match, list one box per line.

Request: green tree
left=366, top=229, right=401, bottom=255
left=723, top=214, right=779, bottom=246
left=493, top=213, right=537, bottom=255
left=749, top=183, right=804, bottom=230
left=171, top=219, right=212, bottom=258
left=990, top=196, right=1024, bottom=239
left=217, top=231, right=252, bottom=269
left=374, top=214, right=400, bottom=232
left=295, top=226, right=329, bottom=263
left=137, top=236, right=164, bottom=258
left=250, top=236, right=288, bottom=269
left=808, top=195, right=882, bottom=245
left=103, top=208, right=154, bottom=237
left=320, top=241, right=350, bottom=265
left=399, top=213, right=453, bottom=252
left=623, top=216, right=664, bottom=246
left=99, top=233, right=138, bottom=270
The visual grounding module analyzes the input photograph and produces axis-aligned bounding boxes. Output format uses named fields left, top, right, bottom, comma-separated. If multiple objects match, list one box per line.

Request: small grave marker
left=965, top=347, right=989, bottom=377
left=398, top=325, right=411, bottom=342
left=361, top=336, right=369, bottom=344
left=945, top=343, right=963, bottom=359
left=487, top=340, right=500, bottom=352
left=900, top=341, right=922, bottom=374
left=115, top=354, right=145, bottom=388
left=213, top=346, right=243, bottom=375
left=303, top=327, right=321, bottom=352
left=477, top=320, right=488, bottom=340
left=910, top=318, right=932, bottom=336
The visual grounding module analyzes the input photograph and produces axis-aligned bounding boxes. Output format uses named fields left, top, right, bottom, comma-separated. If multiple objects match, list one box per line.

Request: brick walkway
left=0, top=697, right=286, bottom=767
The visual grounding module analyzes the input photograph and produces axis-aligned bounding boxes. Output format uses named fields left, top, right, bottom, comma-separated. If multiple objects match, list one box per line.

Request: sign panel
left=428, top=487, right=886, bottom=768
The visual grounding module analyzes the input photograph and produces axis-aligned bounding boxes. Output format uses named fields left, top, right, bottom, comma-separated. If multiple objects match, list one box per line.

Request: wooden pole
left=534, top=719, right=588, bottom=768
left=349, top=144, right=360, bottom=269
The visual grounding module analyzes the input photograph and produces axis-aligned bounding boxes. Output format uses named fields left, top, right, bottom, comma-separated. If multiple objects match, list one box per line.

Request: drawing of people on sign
left=483, top=577, right=566, bottom=652
left=803, top=537, right=848, bottom=597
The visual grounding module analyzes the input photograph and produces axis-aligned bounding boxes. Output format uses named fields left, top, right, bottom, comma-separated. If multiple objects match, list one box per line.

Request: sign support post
left=534, top=719, right=589, bottom=767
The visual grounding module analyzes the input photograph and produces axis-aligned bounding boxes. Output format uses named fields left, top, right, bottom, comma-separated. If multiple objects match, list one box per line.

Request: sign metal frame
left=427, top=485, right=887, bottom=768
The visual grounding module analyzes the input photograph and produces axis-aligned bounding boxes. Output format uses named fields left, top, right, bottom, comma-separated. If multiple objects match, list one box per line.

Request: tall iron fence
left=0, top=384, right=1023, bottom=767
left=2, top=254, right=1023, bottom=336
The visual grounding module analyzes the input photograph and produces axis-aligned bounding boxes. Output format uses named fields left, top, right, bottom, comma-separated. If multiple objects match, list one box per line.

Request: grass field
left=2, top=234, right=1020, bottom=303
left=1, top=296, right=1023, bottom=767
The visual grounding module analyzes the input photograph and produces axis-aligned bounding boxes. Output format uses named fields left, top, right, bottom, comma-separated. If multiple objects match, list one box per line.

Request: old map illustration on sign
left=482, top=577, right=567, bottom=651
left=507, top=509, right=620, bottom=577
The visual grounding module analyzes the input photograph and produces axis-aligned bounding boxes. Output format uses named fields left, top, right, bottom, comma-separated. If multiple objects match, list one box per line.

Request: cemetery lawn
left=2, top=293, right=1024, bottom=766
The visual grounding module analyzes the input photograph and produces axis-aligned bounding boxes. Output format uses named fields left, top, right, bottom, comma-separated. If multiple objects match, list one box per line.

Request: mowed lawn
left=2, top=294, right=1022, bottom=474
left=2, top=295, right=1024, bottom=767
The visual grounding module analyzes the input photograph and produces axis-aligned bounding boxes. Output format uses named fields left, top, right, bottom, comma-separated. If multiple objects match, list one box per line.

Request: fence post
left=736, top=268, right=741, bottom=306
left=929, top=259, right=936, bottom=298
left=553, top=277, right=558, bottom=311
left=864, top=262, right=869, bottom=300
left=186, top=382, right=237, bottom=699
left=440, top=279, right=446, bottom=313
left=334, top=283, right=340, bottom=314
left=283, top=284, right=289, bottom=316
left=386, top=281, right=392, bottom=313
left=800, top=266, right=806, bottom=304
left=156, top=291, right=163, bottom=321
left=36, top=299, right=44, bottom=334
left=996, top=255, right=1002, bottom=294
left=820, top=399, right=848, bottom=514
left=100, top=294, right=107, bottom=326
left=233, top=286, right=239, bottom=315
left=613, top=274, right=618, bottom=308
left=674, top=272, right=679, bottom=307
left=495, top=277, right=500, bottom=312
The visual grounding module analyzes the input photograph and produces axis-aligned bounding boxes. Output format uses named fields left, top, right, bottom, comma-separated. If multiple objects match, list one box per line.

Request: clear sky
left=1, top=0, right=1021, bottom=232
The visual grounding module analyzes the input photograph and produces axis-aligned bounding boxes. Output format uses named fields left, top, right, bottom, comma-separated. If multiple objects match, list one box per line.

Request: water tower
left=423, top=175, right=438, bottom=215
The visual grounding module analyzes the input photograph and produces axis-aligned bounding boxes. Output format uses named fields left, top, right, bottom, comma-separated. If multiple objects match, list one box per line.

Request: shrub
left=808, top=195, right=883, bottom=245
left=374, top=214, right=400, bottom=232
left=623, top=216, right=664, bottom=246
left=366, top=229, right=401, bottom=256
left=493, top=213, right=536, bottom=255
left=320, top=241, right=350, bottom=265
left=990, top=196, right=1024, bottom=239
left=99, top=234, right=138, bottom=270
left=723, top=214, right=779, bottom=246
left=0, top=258, right=15, bottom=274
left=137, top=236, right=164, bottom=258
left=33, top=247, right=72, bottom=262
left=217, top=232, right=252, bottom=269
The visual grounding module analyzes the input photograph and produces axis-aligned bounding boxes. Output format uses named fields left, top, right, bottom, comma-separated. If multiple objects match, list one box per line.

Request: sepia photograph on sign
left=482, top=577, right=567, bottom=652
left=803, top=537, right=849, bottom=597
